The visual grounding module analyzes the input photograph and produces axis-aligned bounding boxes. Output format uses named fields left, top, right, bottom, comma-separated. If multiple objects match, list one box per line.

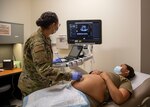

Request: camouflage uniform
left=18, top=28, right=71, bottom=97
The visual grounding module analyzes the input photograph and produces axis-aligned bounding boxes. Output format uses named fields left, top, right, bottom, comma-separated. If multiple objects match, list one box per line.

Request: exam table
left=23, top=71, right=150, bottom=107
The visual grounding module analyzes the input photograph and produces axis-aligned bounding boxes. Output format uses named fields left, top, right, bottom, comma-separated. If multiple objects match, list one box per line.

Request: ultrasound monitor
left=67, top=20, right=102, bottom=44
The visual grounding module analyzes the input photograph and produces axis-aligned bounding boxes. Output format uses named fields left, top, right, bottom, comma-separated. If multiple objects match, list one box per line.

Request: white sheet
left=23, top=83, right=90, bottom=107
left=131, top=72, right=150, bottom=89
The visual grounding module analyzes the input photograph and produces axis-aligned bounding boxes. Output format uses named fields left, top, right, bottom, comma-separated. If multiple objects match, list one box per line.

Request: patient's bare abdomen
left=72, top=74, right=106, bottom=102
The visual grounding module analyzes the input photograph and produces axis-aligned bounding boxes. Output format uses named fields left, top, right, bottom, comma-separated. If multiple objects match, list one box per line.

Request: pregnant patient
left=72, top=68, right=134, bottom=106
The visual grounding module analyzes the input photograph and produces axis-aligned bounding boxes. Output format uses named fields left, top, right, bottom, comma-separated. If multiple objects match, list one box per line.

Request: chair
left=0, top=84, right=11, bottom=106
left=0, top=84, right=11, bottom=93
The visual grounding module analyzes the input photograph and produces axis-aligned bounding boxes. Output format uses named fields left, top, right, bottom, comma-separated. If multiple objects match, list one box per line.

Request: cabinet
left=0, top=21, right=24, bottom=44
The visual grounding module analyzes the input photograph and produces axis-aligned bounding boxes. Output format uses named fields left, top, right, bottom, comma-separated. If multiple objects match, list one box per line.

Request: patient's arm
left=72, top=74, right=106, bottom=103
left=100, top=72, right=130, bottom=104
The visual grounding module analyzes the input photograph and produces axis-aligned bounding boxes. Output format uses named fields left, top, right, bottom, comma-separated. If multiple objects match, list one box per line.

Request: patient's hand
left=100, top=72, right=110, bottom=81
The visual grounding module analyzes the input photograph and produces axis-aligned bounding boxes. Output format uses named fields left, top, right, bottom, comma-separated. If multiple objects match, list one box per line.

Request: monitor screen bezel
left=67, top=19, right=102, bottom=44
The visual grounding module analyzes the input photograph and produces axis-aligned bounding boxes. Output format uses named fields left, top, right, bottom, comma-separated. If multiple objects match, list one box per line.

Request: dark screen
left=68, top=45, right=83, bottom=58
left=67, top=20, right=102, bottom=44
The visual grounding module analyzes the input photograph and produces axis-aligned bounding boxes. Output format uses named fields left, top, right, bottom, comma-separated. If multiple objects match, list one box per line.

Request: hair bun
left=36, top=18, right=43, bottom=26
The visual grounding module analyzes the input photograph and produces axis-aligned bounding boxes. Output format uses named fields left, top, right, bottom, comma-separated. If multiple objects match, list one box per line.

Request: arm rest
left=0, top=84, right=11, bottom=93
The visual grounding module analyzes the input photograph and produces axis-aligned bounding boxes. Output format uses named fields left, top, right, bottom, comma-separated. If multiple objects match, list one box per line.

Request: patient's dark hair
left=125, top=64, right=135, bottom=79
left=36, top=11, right=58, bottom=29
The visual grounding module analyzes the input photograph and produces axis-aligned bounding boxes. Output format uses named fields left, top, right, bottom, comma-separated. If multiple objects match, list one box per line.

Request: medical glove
left=113, top=66, right=122, bottom=74
left=71, top=72, right=82, bottom=80
left=53, top=58, right=62, bottom=63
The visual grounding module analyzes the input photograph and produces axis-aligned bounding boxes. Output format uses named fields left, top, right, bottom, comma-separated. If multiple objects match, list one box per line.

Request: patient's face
left=120, top=64, right=129, bottom=77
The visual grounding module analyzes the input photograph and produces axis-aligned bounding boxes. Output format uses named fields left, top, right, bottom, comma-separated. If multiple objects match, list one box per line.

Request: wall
left=0, top=0, right=31, bottom=64
left=141, top=0, right=150, bottom=74
left=0, top=0, right=141, bottom=72
left=31, top=0, right=141, bottom=72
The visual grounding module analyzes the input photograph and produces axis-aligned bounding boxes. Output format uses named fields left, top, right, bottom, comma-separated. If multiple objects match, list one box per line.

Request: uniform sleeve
left=119, top=77, right=133, bottom=94
left=30, top=39, right=71, bottom=81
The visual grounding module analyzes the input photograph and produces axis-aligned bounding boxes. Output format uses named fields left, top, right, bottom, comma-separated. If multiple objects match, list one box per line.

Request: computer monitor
left=67, top=20, right=102, bottom=44
left=68, top=45, right=83, bottom=58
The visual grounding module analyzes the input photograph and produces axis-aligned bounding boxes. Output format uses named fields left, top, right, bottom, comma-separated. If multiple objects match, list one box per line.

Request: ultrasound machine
left=53, top=19, right=102, bottom=74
